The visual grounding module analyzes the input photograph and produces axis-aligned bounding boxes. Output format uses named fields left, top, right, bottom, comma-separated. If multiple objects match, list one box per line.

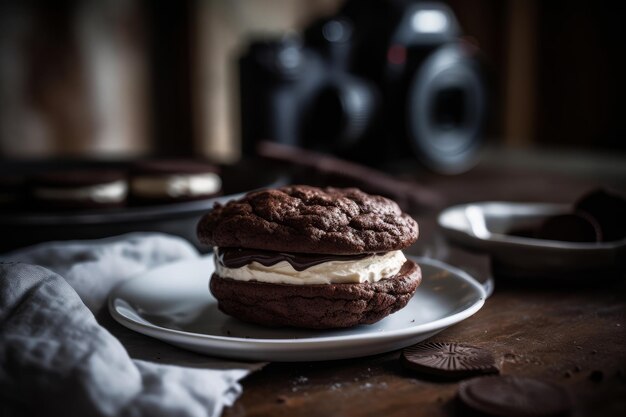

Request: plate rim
left=108, top=256, right=486, bottom=346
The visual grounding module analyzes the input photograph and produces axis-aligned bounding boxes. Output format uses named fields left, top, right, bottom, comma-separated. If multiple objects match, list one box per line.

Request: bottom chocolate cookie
left=209, top=260, right=421, bottom=329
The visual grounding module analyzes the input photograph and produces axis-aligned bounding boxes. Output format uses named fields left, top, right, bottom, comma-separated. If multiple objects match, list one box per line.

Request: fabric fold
left=0, top=233, right=263, bottom=417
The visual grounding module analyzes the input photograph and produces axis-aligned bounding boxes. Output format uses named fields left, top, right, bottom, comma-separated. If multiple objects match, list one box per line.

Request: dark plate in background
left=0, top=159, right=286, bottom=253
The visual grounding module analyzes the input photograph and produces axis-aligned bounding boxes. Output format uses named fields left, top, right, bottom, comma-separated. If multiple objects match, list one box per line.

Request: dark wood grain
left=222, top=161, right=626, bottom=417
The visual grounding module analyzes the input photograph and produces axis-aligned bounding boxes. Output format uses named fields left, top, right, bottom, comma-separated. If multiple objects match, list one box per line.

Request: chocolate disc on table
left=401, top=342, right=499, bottom=379
left=458, top=375, right=572, bottom=417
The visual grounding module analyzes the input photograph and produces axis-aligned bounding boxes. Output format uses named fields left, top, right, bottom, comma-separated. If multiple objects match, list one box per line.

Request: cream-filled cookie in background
left=130, top=160, right=221, bottom=204
left=29, top=170, right=128, bottom=210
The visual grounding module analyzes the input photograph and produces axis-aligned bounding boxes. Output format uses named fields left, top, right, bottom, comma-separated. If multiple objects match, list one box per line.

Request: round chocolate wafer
left=401, top=342, right=498, bottom=379
left=458, top=375, right=571, bottom=417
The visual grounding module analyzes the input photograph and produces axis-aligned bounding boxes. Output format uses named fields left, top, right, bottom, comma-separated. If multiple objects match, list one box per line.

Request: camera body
left=239, top=0, right=487, bottom=173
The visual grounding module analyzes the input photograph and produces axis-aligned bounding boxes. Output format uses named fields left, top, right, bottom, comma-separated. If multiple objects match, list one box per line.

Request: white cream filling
left=33, top=180, right=128, bottom=203
left=214, top=250, right=407, bottom=285
left=131, top=173, right=221, bottom=198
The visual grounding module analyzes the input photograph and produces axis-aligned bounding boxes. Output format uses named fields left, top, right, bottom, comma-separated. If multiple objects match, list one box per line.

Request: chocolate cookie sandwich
left=197, top=185, right=421, bottom=329
left=129, top=160, right=221, bottom=205
left=28, top=169, right=128, bottom=210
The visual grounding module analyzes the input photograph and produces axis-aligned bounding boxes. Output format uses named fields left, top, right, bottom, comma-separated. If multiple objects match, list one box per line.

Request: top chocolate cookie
left=197, top=185, right=419, bottom=254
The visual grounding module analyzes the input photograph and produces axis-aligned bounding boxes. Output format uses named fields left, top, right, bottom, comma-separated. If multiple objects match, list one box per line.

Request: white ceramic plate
left=438, top=202, right=626, bottom=275
left=108, top=256, right=486, bottom=362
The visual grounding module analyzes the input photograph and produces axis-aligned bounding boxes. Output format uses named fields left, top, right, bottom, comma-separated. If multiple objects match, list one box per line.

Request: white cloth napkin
left=0, top=233, right=263, bottom=417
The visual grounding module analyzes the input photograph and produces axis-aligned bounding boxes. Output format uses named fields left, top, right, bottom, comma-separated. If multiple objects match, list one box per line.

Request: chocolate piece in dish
left=129, top=160, right=221, bottom=204
left=506, top=188, right=626, bottom=243
left=401, top=342, right=499, bottom=379
left=536, top=213, right=602, bottom=242
left=197, top=185, right=421, bottom=329
left=458, top=375, right=571, bottom=417
left=575, top=188, right=626, bottom=242
left=29, top=169, right=128, bottom=210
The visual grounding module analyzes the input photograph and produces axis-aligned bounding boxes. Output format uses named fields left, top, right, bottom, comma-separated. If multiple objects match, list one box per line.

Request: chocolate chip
left=401, top=342, right=499, bottom=379
left=458, top=375, right=572, bottom=417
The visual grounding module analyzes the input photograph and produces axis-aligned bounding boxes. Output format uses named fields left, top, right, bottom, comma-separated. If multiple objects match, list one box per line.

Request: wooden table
left=222, top=155, right=626, bottom=417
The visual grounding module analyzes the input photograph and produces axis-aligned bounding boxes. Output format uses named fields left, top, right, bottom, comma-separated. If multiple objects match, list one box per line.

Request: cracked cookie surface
left=197, top=185, right=419, bottom=254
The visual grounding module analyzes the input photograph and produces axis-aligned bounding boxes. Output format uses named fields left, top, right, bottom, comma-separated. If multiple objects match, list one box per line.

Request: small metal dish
left=438, top=202, right=626, bottom=279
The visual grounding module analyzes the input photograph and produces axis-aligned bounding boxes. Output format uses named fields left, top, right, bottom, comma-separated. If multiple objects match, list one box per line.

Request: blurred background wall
left=0, top=0, right=624, bottom=161
left=0, top=0, right=150, bottom=158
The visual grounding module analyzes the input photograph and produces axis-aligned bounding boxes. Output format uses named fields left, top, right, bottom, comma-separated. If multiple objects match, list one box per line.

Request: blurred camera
left=239, top=0, right=487, bottom=173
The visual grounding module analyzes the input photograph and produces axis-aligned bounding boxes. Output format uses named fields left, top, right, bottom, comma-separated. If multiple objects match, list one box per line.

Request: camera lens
left=432, top=87, right=465, bottom=131
left=302, top=78, right=377, bottom=151
left=407, top=43, right=486, bottom=174
left=250, top=37, right=304, bottom=80
left=277, top=46, right=301, bottom=71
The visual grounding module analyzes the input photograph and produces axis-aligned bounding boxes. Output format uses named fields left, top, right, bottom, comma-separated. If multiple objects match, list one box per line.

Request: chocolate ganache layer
left=216, top=247, right=375, bottom=271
